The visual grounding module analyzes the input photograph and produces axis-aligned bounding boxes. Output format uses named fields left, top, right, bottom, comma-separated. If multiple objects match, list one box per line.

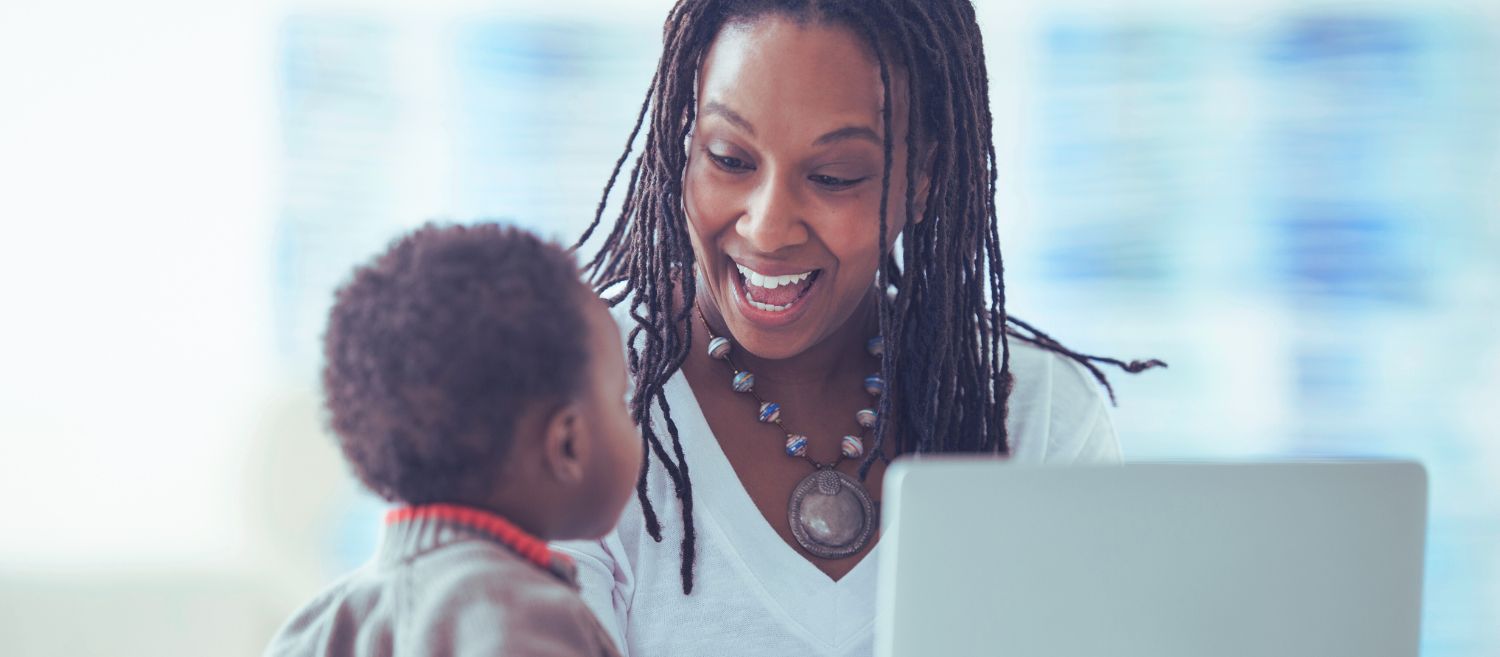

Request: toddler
left=266, top=223, right=640, bottom=657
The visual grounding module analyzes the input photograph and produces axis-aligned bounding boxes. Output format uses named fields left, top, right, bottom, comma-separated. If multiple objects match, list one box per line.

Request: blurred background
left=1, top=0, right=1495, bottom=654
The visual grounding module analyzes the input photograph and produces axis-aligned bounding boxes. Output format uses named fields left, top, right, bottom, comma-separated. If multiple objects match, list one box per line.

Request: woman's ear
left=541, top=401, right=587, bottom=484
left=912, top=142, right=938, bottom=225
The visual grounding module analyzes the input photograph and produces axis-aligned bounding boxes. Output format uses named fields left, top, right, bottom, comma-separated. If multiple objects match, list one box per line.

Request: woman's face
left=684, top=15, right=925, bottom=360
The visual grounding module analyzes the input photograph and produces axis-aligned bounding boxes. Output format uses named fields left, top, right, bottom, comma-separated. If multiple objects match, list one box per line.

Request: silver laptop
left=875, top=460, right=1427, bottom=657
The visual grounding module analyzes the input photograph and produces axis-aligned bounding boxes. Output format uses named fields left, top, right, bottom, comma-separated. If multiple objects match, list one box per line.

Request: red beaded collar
left=385, top=503, right=575, bottom=574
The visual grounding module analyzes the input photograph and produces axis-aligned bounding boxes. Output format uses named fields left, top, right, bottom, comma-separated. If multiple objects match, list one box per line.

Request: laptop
left=875, top=460, right=1427, bottom=657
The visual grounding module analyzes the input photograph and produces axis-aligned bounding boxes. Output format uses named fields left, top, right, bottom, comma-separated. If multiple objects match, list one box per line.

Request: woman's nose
left=736, top=175, right=809, bottom=253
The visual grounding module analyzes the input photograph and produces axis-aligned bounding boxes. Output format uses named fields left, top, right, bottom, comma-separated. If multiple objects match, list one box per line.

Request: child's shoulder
left=410, top=539, right=572, bottom=604
left=405, top=541, right=618, bottom=656
left=263, top=565, right=383, bottom=656
left=267, top=541, right=616, bottom=657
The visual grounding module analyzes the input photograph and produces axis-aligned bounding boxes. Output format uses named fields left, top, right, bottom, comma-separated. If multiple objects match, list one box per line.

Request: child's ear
left=542, top=401, right=587, bottom=484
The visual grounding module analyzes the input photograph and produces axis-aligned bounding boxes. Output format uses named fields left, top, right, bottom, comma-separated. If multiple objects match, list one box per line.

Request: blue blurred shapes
left=1270, top=201, right=1423, bottom=303
left=449, top=20, right=654, bottom=234
left=275, top=15, right=402, bottom=366
left=1030, top=8, right=1499, bottom=655
left=1035, top=17, right=1205, bottom=285
left=1258, top=13, right=1435, bottom=305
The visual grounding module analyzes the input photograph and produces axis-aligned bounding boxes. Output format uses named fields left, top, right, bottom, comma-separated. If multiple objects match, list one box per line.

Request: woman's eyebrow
left=813, top=125, right=881, bottom=147
left=703, top=100, right=880, bottom=147
left=703, top=101, right=756, bottom=135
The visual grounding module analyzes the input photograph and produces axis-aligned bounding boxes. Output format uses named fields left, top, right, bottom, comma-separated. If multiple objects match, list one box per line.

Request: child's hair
left=322, top=222, right=590, bottom=506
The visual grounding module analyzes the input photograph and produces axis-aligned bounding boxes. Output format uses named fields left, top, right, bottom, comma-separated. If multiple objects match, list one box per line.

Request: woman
left=559, top=1, right=1162, bottom=655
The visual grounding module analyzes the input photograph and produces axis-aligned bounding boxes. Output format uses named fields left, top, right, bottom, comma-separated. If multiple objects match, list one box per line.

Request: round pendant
left=787, top=469, right=877, bottom=559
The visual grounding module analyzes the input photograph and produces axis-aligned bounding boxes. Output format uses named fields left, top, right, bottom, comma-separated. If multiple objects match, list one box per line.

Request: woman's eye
left=810, top=173, right=867, bottom=189
left=709, top=153, right=752, bottom=171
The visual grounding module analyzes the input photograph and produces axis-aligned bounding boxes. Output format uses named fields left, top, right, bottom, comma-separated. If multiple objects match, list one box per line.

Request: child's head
left=322, top=222, right=640, bottom=540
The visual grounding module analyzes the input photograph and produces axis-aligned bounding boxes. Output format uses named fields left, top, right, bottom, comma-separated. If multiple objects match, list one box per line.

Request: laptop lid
left=875, top=460, right=1427, bottom=657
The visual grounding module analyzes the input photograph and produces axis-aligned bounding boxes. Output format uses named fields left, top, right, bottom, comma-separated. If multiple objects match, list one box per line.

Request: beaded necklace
left=698, top=309, right=883, bottom=559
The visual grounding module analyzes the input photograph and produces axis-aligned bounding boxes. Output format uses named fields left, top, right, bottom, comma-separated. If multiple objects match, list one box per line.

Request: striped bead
left=785, top=435, right=809, bottom=457
left=856, top=408, right=877, bottom=429
left=841, top=435, right=865, bottom=459
left=731, top=371, right=755, bottom=393
left=708, top=336, right=732, bottom=360
left=864, top=374, right=884, bottom=397
left=758, top=401, right=781, bottom=424
left=866, top=336, right=885, bottom=358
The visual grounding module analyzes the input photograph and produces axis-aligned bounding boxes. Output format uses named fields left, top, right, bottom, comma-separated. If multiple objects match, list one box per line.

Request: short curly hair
left=322, top=222, right=589, bottom=505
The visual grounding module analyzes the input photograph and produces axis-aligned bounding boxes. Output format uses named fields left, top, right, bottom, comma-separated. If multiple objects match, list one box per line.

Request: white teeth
left=734, top=263, right=814, bottom=289
left=745, top=290, right=794, bottom=312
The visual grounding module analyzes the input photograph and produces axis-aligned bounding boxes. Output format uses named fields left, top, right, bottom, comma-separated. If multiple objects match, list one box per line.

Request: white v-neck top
left=554, top=318, right=1122, bottom=657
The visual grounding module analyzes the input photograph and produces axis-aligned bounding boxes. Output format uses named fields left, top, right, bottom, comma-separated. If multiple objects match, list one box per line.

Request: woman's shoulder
left=1005, top=336, right=1104, bottom=406
left=1003, top=336, right=1122, bottom=464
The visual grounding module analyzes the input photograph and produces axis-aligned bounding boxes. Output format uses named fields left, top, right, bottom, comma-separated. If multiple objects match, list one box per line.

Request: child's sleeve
left=553, top=533, right=634, bottom=652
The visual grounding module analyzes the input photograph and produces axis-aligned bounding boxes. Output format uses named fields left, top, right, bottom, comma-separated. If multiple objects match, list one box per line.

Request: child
left=266, top=223, right=640, bottom=657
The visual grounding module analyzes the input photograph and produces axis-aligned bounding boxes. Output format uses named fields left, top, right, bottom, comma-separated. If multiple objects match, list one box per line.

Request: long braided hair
left=572, top=0, right=1165, bottom=594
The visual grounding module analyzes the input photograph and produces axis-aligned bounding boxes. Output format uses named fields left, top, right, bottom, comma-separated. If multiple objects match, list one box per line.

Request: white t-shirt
left=554, top=315, right=1121, bottom=657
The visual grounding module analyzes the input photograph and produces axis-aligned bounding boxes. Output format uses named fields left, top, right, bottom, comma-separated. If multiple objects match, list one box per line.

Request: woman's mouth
left=732, top=262, right=821, bottom=317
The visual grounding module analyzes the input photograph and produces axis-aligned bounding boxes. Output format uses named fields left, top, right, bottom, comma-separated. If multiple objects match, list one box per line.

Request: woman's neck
left=695, top=286, right=881, bottom=393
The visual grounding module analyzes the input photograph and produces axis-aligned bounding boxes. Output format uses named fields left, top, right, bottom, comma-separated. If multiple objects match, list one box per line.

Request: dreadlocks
left=572, top=0, right=1165, bottom=595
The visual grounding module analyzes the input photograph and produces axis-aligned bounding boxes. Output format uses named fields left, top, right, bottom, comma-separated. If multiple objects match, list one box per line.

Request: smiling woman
left=558, top=1, right=1163, bottom=656
left=686, top=18, right=921, bottom=355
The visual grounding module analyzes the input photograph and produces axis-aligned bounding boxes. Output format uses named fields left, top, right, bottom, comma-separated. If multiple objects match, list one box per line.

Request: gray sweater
left=266, top=506, right=622, bottom=657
